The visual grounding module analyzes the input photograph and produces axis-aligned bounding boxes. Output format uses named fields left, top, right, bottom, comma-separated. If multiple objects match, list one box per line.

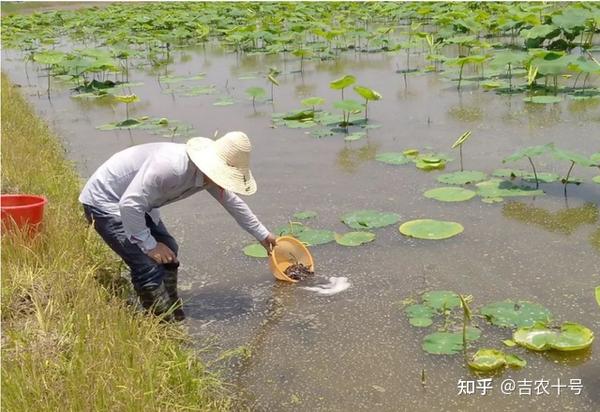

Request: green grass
left=1, top=73, right=232, bottom=411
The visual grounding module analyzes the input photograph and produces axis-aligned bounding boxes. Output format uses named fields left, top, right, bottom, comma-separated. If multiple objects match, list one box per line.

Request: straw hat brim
left=186, top=137, right=257, bottom=195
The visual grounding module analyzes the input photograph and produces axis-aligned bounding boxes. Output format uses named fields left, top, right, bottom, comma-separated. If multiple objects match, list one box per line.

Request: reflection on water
left=336, top=141, right=380, bottom=173
left=502, top=201, right=598, bottom=235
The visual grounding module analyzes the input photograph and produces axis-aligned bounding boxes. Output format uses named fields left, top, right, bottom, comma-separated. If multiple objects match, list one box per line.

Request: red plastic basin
left=1, top=194, right=48, bottom=234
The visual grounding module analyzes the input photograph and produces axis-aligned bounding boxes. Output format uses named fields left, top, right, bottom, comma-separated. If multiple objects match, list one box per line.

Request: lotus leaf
left=489, top=50, right=528, bottom=69
left=246, top=86, right=266, bottom=98
left=115, top=119, right=141, bottom=127
left=243, top=243, right=268, bottom=258
left=375, top=152, right=411, bottom=165
left=296, top=228, right=335, bottom=246
left=552, top=8, right=592, bottom=32
left=468, top=349, right=526, bottom=371
left=405, top=304, right=435, bottom=328
left=330, top=75, right=356, bottom=90
left=334, top=99, right=363, bottom=112
left=503, top=144, right=554, bottom=163
left=513, top=322, right=594, bottom=351
left=590, top=153, right=600, bottom=166
left=451, top=131, right=472, bottom=149
left=114, top=94, right=139, bottom=104
left=502, top=339, right=516, bottom=347
left=476, top=179, right=544, bottom=199
left=33, top=50, right=66, bottom=65
left=594, top=176, right=600, bottom=184
left=335, top=231, right=376, bottom=247
left=353, top=85, right=382, bottom=101
left=480, top=300, right=552, bottom=328
left=403, top=149, right=419, bottom=157
left=213, top=96, right=236, bottom=106
left=293, top=211, right=317, bottom=220
left=399, top=219, right=464, bottom=240
left=422, top=290, right=460, bottom=311
left=551, top=147, right=594, bottom=167
left=424, top=187, right=476, bottom=202
left=596, top=286, right=600, bottom=307
left=524, top=95, right=562, bottom=104
left=422, top=328, right=480, bottom=355
left=416, top=159, right=446, bottom=171
left=436, top=171, right=487, bottom=185
left=274, top=222, right=305, bottom=236
left=301, top=97, right=325, bottom=107
left=341, top=210, right=400, bottom=230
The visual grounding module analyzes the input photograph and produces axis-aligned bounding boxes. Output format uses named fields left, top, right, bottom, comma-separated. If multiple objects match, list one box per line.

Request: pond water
left=3, top=35, right=600, bottom=411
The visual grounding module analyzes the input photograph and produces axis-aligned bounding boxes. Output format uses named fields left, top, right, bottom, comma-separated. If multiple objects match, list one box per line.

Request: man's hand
left=260, top=233, right=277, bottom=255
left=147, top=242, right=178, bottom=264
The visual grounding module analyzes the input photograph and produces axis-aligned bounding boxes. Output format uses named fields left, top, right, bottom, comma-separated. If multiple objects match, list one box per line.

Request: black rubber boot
left=136, top=282, right=176, bottom=322
left=163, top=262, right=185, bottom=322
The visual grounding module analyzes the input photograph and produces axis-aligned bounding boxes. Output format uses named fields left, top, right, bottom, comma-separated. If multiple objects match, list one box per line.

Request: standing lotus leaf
left=243, top=243, right=268, bottom=258
left=513, top=322, right=594, bottom=351
left=330, top=75, right=357, bottom=90
left=335, top=231, right=376, bottom=247
left=436, top=171, right=487, bottom=185
left=375, top=152, right=411, bottom=165
left=353, top=85, right=382, bottom=101
left=468, top=349, right=526, bottom=371
left=405, top=304, right=435, bottom=327
left=341, top=210, right=400, bottom=230
left=399, top=219, right=464, bottom=240
left=480, top=300, right=552, bottom=328
left=451, top=131, right=471, bottom=149
left=422, top=290, right=460, bottom=311
left=424, top=187, right=476, bottom=202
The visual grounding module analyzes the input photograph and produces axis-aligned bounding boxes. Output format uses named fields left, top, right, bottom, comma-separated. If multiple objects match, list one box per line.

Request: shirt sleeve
left=119, top=158, right=177, bottom=253
left=206, top=185, right=270, bottom=241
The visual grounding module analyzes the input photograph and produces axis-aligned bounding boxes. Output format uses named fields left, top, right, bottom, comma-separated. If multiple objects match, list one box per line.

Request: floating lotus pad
left=468, top=349, right=526, bottom=371
left=422, top=290, right=460, bottom=311
left=480, top=300, right=552, bottom=328
left=243, top=243, right=268, bottom=258
left=335, top=231, right=376, bottom=247
left=436, top=170, right=488, bottom=185
left=416, top=159, right=446, bottom=170
left=422, top=328, right=481, bottom=355
left=476, top=179, right=544, bottom=199
left=295, top=228, right=335, bottom=246
left=375, top=152, right=411, bottom=165
left=524, top=95, right=562, bottom=104
left=293, top=211, right=317, bottom=220
left=399, top=219, right=464, bottom=240
left=424, top=187, right=477, bottom=202
left=405, top=304, right=435, bottom=327
left=274, top=222, right=305, bottom=236
left=513, top=322, right=594, bottom=351
left=342, top=210, right=400, bottom=230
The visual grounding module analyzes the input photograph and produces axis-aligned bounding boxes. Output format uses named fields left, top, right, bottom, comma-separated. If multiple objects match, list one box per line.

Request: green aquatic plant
left=551, top=147, right=594, bottom=188
left=333, top=99, right=363, bottom=131
left=33, top=50, right=66, bottom=97
left=335, top=231, right=376, bottom=247
left=292, top=48, right=313, bottom=73
left=436, top=170, right=487, bottom=185
left=502, top=143, right=554, bottom=188
left=114, top=93, right=140, bottom=120
left=375, top=152, right=411, bottom=165
left=451, top=131, right=472, bottom=172
left=341, top=210, right=400, bottom=230
left=301, top=97, right=325, bottom=114
left=446, top=55, right=489, bottom=91
left=330, top=75, right=356, bottom=99
left=399, top=219, right=464, bottom=240
left=267, top=67, right=280, bottom=102
left=293, top=211, right=317, bottom=220
left=245, top=86, right=266, bottom=109
left=468, top=349, right=526, bottom=371
left=513, top=322, right=594, bottom=351
left=480, top=300, right=552, bottom=328
left=243, top=243, right=268, bottom=258
left=295, top=228, right=335, bottom=246
left=422, top=328, right=480, bottom=355
left=423, top=187, right=476, bottom=202
left=353, top=85, right=381, bottom=120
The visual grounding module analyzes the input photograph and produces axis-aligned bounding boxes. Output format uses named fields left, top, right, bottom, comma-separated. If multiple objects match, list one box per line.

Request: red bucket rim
left=1, top=194, right=48, bottom=210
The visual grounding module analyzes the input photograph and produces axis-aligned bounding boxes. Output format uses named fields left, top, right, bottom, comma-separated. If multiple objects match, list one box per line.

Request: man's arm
left=206, top=185, right=270, bottom=241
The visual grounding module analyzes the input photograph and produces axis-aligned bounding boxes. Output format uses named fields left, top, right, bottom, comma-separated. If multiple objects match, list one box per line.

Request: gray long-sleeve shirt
left=79, top=142, right=270, bottom=253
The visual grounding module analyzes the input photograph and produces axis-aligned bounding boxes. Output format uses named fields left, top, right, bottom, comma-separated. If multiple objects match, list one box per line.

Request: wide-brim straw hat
left=186, top=131, right=257, bottom=195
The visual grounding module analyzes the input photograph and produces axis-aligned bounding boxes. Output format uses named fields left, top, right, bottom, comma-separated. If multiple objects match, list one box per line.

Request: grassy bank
left=1, top=74, right=231, bottom=411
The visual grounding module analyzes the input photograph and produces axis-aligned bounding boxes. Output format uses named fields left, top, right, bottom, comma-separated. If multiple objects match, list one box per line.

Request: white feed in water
left=301, top=277, right=350, bottom=296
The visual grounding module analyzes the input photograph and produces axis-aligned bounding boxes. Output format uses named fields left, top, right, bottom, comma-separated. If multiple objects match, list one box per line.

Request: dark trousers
left=83, top=204, right=179, bottom=291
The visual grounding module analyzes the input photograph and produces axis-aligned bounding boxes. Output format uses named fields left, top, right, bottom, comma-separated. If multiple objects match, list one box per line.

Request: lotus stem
left=459, top=145, right=464, bottom=172
left=564, top=161, right=575, bottom=186
left=527, top=156, right=539, bottom=188
left=508, top=63, right=512, bottom=91
left=458, top=63, right=464, bottom=91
